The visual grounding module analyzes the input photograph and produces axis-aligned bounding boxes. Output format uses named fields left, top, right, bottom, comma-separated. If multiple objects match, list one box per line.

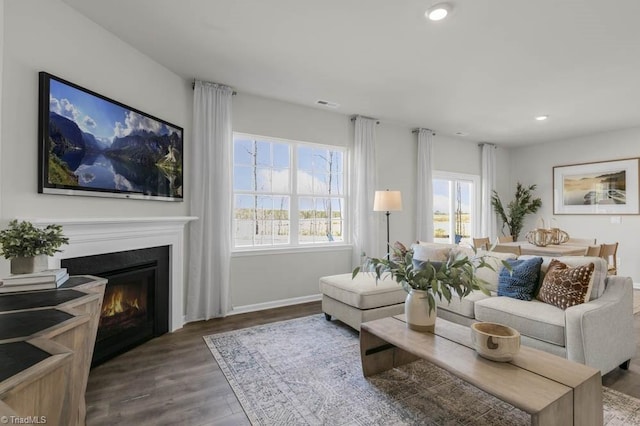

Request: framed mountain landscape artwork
left=553, top=158, right=640, bottom=214
left=38, top=72, right=183, bottom=201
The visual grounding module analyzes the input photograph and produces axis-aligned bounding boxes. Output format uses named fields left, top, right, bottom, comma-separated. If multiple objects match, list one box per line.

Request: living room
left=1, top=0, right=639, bottom=425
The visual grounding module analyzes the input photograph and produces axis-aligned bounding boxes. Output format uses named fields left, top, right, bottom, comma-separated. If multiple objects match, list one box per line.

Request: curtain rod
left=192, top=80, right=237, bottom=95
left=412, top=128, right=435, bottom=136
left=350, top=115, right=380, bottom=124
left=477, top=142, right=496, bottom=147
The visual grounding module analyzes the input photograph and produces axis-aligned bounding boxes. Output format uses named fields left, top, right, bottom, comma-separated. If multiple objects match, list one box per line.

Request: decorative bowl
left=470, top=322, right=521, bottom=362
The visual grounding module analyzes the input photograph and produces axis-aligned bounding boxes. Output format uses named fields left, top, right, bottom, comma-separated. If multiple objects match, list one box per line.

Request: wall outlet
left=610, top=216, right=622, bottom=224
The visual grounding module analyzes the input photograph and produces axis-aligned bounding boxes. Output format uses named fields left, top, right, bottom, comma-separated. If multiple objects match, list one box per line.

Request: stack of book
left=0, top=268, right=70, bottom=293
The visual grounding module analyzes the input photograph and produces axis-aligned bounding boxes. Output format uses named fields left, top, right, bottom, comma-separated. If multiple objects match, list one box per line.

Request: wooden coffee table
left=360, top=316, right=602, bottom=426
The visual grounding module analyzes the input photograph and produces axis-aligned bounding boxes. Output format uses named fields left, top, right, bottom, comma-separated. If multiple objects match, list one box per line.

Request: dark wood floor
left=86, top=300, right=640, bottom=426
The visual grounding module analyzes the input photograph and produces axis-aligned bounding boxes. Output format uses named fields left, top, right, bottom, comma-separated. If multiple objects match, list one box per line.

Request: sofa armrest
left=564, top=276, right=636, bottom=374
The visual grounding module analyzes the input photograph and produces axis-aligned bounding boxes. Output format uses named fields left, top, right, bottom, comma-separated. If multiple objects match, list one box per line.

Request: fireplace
left=62, top=246, right=169, bottom=366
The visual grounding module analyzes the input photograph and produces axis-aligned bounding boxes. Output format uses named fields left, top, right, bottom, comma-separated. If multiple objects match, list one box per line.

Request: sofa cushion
left=412, top=243, right=453, bottom=262
left=475, top=297, right=566, bottom=346
left=436, top=289, right=491, bottom=319
left=537, top=260, right=595, bottom=310
left=453, top=248, right=517, bottom=293
left=319, top=273, right=406, bottom=309
left=519, top=255, right=607, bottom=300
left=498, top=257, right=543, bottom=301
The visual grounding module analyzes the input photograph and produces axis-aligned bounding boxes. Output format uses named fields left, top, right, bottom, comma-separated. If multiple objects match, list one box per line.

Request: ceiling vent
left=316, top=100, right=340, bottom=108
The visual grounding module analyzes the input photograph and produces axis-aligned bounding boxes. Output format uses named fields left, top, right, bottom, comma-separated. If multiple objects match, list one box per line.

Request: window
left=432, top=172, right=480, bottom=245
left=233, top=133, right=346, bottom=248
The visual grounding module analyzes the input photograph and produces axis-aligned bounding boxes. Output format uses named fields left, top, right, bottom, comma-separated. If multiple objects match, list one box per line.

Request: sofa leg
left=324, top=313, right=332, bottom=321
left=620, top=360, right=631, bottom=370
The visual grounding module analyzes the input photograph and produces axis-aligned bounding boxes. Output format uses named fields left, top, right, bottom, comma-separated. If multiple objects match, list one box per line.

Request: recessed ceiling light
left=535, top=115, right=549, bottom=121
left=426, top=3, right=452, bottom=21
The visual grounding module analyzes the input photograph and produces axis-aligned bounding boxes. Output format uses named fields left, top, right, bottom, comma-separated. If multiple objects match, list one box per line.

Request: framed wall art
left=553, top=158, right=639, bottom=214
left=38, top=72, right=184, bottom=201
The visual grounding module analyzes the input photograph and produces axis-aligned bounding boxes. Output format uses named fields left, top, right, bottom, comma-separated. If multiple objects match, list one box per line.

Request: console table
left=360, top=316, right=603, bottom=426
left=0, top=276, right=106, bottom=426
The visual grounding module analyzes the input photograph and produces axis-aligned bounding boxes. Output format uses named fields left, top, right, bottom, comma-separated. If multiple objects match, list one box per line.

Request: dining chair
left=585, top=245, right=602, bottom=257
left=492, top=244, right=521, bottom=256
left=599, top=243, right=618, bottom=275
left=473, top=237, right=490, bottom=250
left=497, top=235, right=514, bottom=243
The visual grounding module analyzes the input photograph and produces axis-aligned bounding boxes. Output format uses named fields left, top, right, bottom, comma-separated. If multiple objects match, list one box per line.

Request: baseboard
left=634, top=283, right=640, bottom=290
left=229, top=294, right=322, bottom=316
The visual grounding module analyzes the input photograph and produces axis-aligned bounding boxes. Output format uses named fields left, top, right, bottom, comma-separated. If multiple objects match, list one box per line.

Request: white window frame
left=232, top=132, right=349, bottom=252
left=432, top=171, right=481, bottom=243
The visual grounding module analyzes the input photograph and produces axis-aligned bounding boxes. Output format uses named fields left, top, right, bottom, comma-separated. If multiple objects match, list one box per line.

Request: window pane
left=234, top=194, right=256, bottom=247
left=234, top=166, right=254, bottom=191
left=330, top=173, right=343, bottom=195
left=432, top=176, right=476, bottom=245
left=273, top=144, right=290, bottom=168
left=298, top=146, right=313, bottom=170
left=272, top=168, right=290, bottom=193
left=297, top=170, right=314, bottom=194
left=234, top=138, right=254, bottom=165
left=255, top=141, right=272, bottom=166
left=234, top=133, right=346, bottom=248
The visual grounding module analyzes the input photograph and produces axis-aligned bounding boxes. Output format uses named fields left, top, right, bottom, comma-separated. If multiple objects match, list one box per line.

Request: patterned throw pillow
left=498, top=257, right=543, bottom=301
left=537, top=259, right=595, bottom=310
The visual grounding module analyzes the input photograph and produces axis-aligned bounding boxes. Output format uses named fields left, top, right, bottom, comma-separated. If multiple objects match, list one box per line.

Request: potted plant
left=491, top=182, right=542, bottom=241
left=353, top=242, right=503, bottom=331
left=0, top=219, right=69, bottom=274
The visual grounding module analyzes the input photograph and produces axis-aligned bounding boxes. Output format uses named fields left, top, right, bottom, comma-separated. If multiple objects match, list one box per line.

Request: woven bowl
left=470, top=322, right=521, bottom=362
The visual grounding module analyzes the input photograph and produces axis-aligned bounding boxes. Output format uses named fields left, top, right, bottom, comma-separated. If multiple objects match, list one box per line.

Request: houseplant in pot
left=0, top=219, right=69, bottom=274
left=353, top=242, right=502, bottom=331
left=491, top=182, right=542, bottom=241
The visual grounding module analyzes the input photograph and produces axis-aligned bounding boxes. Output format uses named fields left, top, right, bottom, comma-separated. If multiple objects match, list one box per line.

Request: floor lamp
left=373, top=190, right=403, bottom=258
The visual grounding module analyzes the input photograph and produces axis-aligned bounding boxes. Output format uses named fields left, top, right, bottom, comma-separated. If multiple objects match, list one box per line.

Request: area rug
left=204, top=315, right=640, bottom=425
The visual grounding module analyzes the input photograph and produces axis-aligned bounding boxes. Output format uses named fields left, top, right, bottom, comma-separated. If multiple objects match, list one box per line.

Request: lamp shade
left=373, top=190, right=403, bottom=212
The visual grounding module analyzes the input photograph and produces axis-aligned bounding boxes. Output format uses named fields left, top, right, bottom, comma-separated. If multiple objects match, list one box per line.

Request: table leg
left=360, top=328, right=419, bottom=377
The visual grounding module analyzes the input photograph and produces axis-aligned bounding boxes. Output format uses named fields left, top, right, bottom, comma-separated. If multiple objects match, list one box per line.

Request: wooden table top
left=498, top=242, right=588, bottom=256
left=361, top=315, right=601, bottom=416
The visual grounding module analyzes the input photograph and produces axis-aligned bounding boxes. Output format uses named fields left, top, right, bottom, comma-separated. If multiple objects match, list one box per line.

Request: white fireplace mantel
left=26, top=216, right=197, bottom=331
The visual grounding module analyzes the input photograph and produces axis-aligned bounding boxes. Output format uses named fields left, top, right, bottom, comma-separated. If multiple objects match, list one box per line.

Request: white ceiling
left=61, top=0, right=640, bottom=146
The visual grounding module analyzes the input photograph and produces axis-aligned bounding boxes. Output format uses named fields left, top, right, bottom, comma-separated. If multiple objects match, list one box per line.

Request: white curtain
left=416, top=129, right=434, bottom=242
left=351, top=116, right=378, bottom=267
left=481, top=143, right=497, bottom=241
left=186, top=81, right=233, bottom=321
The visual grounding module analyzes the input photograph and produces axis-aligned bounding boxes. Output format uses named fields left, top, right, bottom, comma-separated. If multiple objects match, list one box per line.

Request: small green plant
left=0, top=220, right=69, bottom=259
left=491, top=183, right=542, bottom=241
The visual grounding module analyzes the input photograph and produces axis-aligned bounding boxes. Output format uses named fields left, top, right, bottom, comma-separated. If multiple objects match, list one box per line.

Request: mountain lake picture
left=45, top=77, right=183, bottom=199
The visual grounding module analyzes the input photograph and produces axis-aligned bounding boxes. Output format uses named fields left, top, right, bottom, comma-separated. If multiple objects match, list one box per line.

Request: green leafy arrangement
left=491, top=182, right=542, bottom=241
left=353, top=242, right=507, bottom=314
left=0, top=220, right=69, bottom=259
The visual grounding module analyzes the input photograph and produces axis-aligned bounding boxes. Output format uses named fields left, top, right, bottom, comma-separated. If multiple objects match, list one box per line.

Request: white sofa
left=414, top=243, right=636, bottom=375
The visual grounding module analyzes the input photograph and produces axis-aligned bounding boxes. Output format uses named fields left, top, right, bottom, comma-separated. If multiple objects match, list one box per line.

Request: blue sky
left=49, top=79, right=181, bottom=144
left=233, top=137, right=345, bottom=212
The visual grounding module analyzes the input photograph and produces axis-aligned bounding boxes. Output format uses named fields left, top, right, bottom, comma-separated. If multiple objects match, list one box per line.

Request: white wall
left=230, top=94, right=353, bottom=308
left=1, top=0, right=191, bottom=274
left=1, top=0, right=512, bottom=311
left=229, top=93, right=506, bottom=308
left=510, top=127, right=640, bottom=282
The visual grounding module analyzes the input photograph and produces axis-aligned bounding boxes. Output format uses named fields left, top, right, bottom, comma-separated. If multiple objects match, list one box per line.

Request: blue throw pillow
left=498, top=257, right=544, bottom=301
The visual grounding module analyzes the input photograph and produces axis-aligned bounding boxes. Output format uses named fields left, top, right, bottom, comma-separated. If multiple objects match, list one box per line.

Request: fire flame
left=102, top=288, right=141, bottom=317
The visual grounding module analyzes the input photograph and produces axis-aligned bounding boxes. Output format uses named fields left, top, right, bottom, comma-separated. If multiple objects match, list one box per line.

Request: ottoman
left=319, top=273, right=406, bottom=330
